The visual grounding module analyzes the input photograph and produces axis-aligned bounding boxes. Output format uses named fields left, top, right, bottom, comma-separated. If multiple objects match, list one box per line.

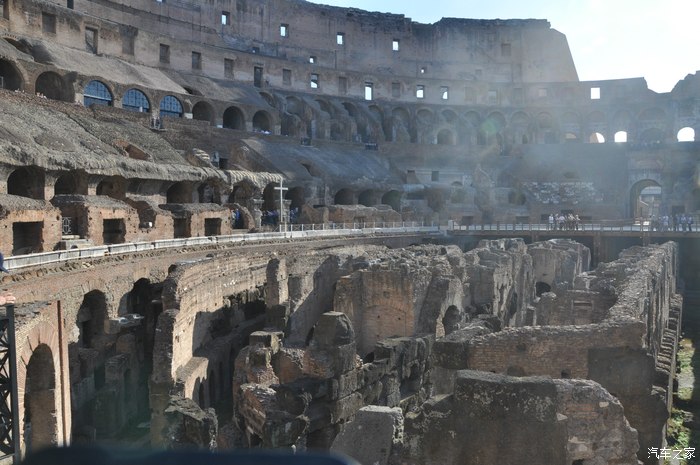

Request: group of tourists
left=547, top=213, right=581, bottom=231
left=650, top=214, right=694, bottom=232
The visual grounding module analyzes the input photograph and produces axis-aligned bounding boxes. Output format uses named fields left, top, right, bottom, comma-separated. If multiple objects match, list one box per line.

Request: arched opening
left=334, top=188, right=354, bottom=206
left=8, top=166, right=45, bottom=199
left=228, top=181, right=256, bottom=205
left=436, top=128, right=455, bottom=145
left=83, top=80, right=113, bottom=107
left=252, top=111, right=272, bottom=133
left=678, top=127, right=695, bottom=142
left=358, top=190, right=378, bottom=207
left=192, top=101, right=214, bottom=125
left=262, top=182, right=278, bottom=212
left=198, top=382, right=206, bottom=408
left=0, top=59, right=23, bottom=91
left=535, top=282, right=551, bottom=297
left=208, top=370, right=216, bottom=404
left=166, top=182, right=192, bottom=203
left=259, top=92, right=275, bottom=108
left=122, top=88, right=150, bottom=113
left=630, top=179, right=661, bottom=219
left=24, top=344, right=58, bottom=453
left=95, top=176, right=126, bottom=200
left=564, top=132, right=578, bottom=143
left=35, top=71, right=73, bottom=102
left=614, top=131, right=628, bottom=143
left=159, top=95, right=183, bottom=118
left=381, top=190, right=402, bottom=212
left=54, top=171, right=87, bottom=196
left=639, top=128, right=664, bottom=144
left=285, top=186, right=305, bottom=212
left=588, top=132, right=605, bottom=143
left=222, top=106, right=246, bottom=130
left=197, top=180, right=221, bottom=204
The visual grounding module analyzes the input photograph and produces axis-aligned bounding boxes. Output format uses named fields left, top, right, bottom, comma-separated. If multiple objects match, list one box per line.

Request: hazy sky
left=307, top=0, right=700, bottom=93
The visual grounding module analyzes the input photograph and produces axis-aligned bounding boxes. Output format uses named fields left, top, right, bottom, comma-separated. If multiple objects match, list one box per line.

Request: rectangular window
left=221, top=11, right=230, bottom=25
left=338, top=76, right=347, bottom=94
left=391, top=82, right=401, bottom=98
left=2, top=0, right=8, bottom=19
left=416, top=85, right=425, bottom=99
left=392, top=39, right=399, bottom=51
left=224, top=58, right=234, bottom=78
left=282, top=68, right=291, bottom=86
left=66, top=0, right=73, bottom=10
left=591, top=87, right=601, bottom=100
left=431, top=171, right=439, bottom=182
left=336, top=32, right=344, bottom=45
left=159, top=44, right=170, bottom=63
left=191, top=51, right=202, bottom=70
left=254, top=66, right=263, bottom=88
left=501, top=43, right=511, bottom=57
left=309, top=56, right=316, bottom=64
left=440, top=86, right=449, bottom=100
left=42, top=12, right=56, bottom=34
left=280, top=23, right=288, bottom=37
left=85, top=27, right=98, bottom=54
left=512, top=87, right=523, bottom=104
left=488, top=90, right=498, bottom=104
left=420, top=66, right=427, bottom=74
left=364, top=82, right=373, bottom=101
left=538, top=88, right=548, bottom=98
left=121, top=27, right=135, bottom=55
left=310, top=73, right=319, bottom=89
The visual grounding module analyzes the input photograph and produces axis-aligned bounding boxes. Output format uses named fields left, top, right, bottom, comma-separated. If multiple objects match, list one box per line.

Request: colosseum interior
left=0, top=0, right=698, bottom=464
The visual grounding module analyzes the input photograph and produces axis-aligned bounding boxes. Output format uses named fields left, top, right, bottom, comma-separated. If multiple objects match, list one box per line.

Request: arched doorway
left=630, top=179, right=661, bottom=219
left=192, top=101, right=214, bottom=125
left=223, top=106, right=245, bottom=130
left=0, top=59, right=23, bottom=91
left=24, top=344, right=58, bottom=453
left=96, top=176, right=126, bottom=199
left=35, top=71, right=73, bottom=102
left=166, top=182, right=192, bottom=204
left=334, top=188, right=354, bottom=205
left=381, top=190, right=402, bottom=212
left=54, top=171, right=88, bottom=196
left=122, top=88, right=151, bottom=113
left=8, top=166, right=45, bottom=199
left=252, top=111, right=272, bottom=133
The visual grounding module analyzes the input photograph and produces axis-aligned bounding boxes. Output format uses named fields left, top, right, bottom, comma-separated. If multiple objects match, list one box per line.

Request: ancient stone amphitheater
left=0, top=1, right=696, bottom=464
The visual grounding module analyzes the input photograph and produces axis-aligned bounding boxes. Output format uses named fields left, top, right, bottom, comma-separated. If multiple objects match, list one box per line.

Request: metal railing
left=5, top=222, right=440, bottom=272
left=448, top=219, right=698, bottom=233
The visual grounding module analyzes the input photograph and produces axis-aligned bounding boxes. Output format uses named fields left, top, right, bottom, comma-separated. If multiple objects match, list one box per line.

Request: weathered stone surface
left=331, top=406, right=404, bottom=465
left=162, top=396, right=218, bottom=451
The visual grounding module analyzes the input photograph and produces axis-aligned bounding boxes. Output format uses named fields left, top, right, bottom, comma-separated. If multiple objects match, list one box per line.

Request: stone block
left=331, top=406, right=404, bottom=465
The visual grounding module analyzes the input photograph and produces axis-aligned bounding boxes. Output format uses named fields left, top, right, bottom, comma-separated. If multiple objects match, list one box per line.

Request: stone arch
left=334, top=188, right=354, bottom=205
left=159, top=95, right=183, bottom=118
left=639, top=127, right=664, bottom=144
left=252, top=110, right=272, bottom=133
left=561, top=111, right=581, bottom=139
left=83, top=80, right=113, bottom=107
left=35, top=71, right=73, bottom=102
left=315, top=98, right=333, bottom=116
left=54, top=171, right=88, bottom=196
left=259, top=91, right=275, bottom=108
left=536, top=112, right=557, bottom=144
left=192, top=101, right=215, bottom=125
left=589, top=132, right=606, bottom=143
left=342, top=101, right=359, bottom=118
left=510, top=111, right=531, bottom=144
left=285, top=186, right=305, bottom=211
left=223, top=106, right=246, bottom=130
left=96, top=175, right=126, bottom=199
left=197, top=179, right=221, bottom=204
left=0, top=58, right=23, bottom=91
left=286, top=96, right=304, bottom=116
left=381, top=190, right=402, bottom=212
left=638, top=107, right=666, bottom=123
left=228, top=180, right=256, bottom=204
left=122, top=88, right=150, bottom=113
left=535, top=282, right=552, bottom=297
left=614, top=131, right=628, bottom=143
left=166, top=181, right=193, bottom=204
left=462, top=111, right=482, bottom=145
left=678, top=127, right=695, bottom=142
left=23, top=344, right=58, bottom=454
left=391, top=107, right=412, bottom=143
left=8, top=166, right=45, bottom=199
left=630, top=179, right=661, bottom=218
left=262, top=182, right=278, bottom=211
left=358, top=189, right=380, bottom=207
left=436, top=128, right=455, bottom=145
left=441, top=109, right=458, bottom=124
left=611, top=109, right=633, bottom=134
left=416, top=108, right=434, bottom=125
